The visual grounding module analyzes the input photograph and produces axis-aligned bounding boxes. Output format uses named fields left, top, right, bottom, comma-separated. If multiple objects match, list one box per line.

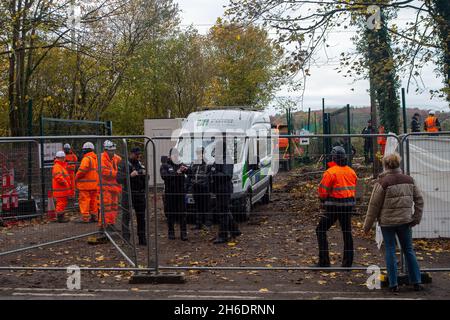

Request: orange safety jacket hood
left=101, top=152, right=122, bottom=193
left=318, top=165, right=357, bottom=206
left=75, top=151, right=99, bottom=191
left=52, top=160, right=72, bottom=198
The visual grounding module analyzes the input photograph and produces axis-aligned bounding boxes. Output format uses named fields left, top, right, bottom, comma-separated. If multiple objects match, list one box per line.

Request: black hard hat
left=331, top=146, right=347, bottom=165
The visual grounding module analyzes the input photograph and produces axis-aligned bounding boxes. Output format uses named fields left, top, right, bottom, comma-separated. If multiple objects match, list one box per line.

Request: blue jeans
left=381, top=224, right=421, bottom=287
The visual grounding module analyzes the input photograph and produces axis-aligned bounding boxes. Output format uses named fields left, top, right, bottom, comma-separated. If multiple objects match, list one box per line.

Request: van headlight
left=232, top=174, right=241, bottom=184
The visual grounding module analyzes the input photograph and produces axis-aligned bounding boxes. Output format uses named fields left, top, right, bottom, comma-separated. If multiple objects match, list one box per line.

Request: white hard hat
left=56, top=151, right=66, bottom=158
left=63, top=143, right=71, bottom=149
left=429, top=110, right=435, bottom=115
left=103, top=140, right=116, bottom=151
left=82, top=142, right=95, bottom=150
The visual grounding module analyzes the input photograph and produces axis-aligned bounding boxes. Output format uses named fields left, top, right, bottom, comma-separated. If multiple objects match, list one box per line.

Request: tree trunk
left=364, top=7, right=400, bottom=134
left=8, top=0, right=22, bottom=136
left=433, top=0, right=450, bottom=103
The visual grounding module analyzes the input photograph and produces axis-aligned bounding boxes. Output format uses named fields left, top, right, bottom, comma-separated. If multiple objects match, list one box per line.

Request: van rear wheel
left=234, top=192, right=252, bottom=222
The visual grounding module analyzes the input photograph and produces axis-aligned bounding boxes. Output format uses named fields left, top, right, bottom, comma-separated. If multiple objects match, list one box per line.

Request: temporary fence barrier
left=0, top=135, right=157, bottom=274
left=0, top=133, right=449, bottom=278
left=401, top=131, right=450, bottom=239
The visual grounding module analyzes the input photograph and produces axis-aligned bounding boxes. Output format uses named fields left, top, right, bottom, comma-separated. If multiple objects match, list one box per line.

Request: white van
left=175, top=108, right=274, bottom=220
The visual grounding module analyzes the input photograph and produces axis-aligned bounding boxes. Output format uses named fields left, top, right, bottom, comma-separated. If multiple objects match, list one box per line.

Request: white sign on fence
left=299, top=129, right=310, bottom=145
left=39, top=142, right=63, bottom=167
left=299, top=138, right=310, bottom=145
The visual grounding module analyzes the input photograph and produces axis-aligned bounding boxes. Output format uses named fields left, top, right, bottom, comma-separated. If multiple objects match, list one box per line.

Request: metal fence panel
left=403, top=132, right=450, bottom=238
left=1, top=133, right=449, bottom=275
left=0, top=136, right=156, bottom=273
left=151, top=134, right=413, bottom=272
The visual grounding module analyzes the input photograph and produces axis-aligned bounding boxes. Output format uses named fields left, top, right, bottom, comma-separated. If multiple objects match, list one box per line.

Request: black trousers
left=316, top=205, right=354, bottom=266
left=122, top=192, right=147, bottom=242
left=164, top=193, right=187, bottom=235
left=216, top=193, right=238, bottom=239
left=193, top=186, right=211, bottom=226
left=363, top=142, right=373, bottom=164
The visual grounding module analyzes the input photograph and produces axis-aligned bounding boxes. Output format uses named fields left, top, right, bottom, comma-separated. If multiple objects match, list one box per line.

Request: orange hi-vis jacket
left=75, top=151, right=99, bottom=191
left=318, top=164, right=357, bottom=206
left=425, top=116, right=439, bottom=132
left=52, top=160, right=72, bottom=198
left=65, top=151, right=78, bottom=174
left=377, top=126, right=386, bottom=146
left=101, top=152, right=122, bottom=193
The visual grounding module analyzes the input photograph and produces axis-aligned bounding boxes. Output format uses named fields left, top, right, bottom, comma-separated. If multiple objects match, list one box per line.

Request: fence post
left=307, top=108, right=311, bottom=131
left=39, top=117, right=46, bottom=214
left=122, top=139, right=139, bottom=266
left=106, top=120, right=113, bottom=136
left=402, top=88, right=407, bottom=134
left=314, top=112, right=317, bottom=134
left=346, top=104, right=351, bottom=165
left=96, top=139, right=106, bottom=230
left=27, top=99, right=33, bottom=200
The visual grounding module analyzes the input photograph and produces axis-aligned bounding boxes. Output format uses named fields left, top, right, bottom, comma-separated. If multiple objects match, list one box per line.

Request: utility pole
left=370, top=77, right=380, bottom=177
left=70, top=0, right=81, bottom=117
left=307, top=108, right=311, bottom=131
left=402, top=88, right=407, bottom=134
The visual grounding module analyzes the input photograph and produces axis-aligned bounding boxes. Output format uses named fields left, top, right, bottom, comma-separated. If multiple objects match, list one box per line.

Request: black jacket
left=160, top=160, right=186, bottom=195
left=361, top=126, right=374, bottom=147
left=118, top=158, right=147, bottom=193
left=210, top=163, right=233, bottom=194
left=186, top=161, right=211, bottom=191
left=411, top=117, right=421, bottom=132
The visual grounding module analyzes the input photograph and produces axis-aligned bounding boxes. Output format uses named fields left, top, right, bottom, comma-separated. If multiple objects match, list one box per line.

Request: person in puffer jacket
left=363, top=152, right=425, bottom=293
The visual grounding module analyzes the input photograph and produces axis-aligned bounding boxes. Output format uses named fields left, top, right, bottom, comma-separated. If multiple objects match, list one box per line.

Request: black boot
left=180, top=219, right=188, bottom=241
left=138, top=235, right=147, bottom=246
left=341, top=260, right=353, bottom=268
left=168, top=220, right=175, bottom=240
left=230, top=230, right=242, bottom=238
left=389, top=285, right=399, bottom=293
left=89, top=214, right=98, bottom=223
left=122, top=232, right=130, bottom=242
left=311, top=262, right=331, bottom=268
left=57, top=214, right=69, bottom=223
left=413, top=284, right=424, bottom=292
left=213, top=236, right=229, bottom=244
left=230, top=220, right=241, bottom=238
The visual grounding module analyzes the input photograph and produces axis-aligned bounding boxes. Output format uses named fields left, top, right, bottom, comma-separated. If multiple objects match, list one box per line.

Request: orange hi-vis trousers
left=79, top=190, right=99, bottom=221
left=55, top=197, right=68, bottom=215
left=99, top=190, right=119, bottom=226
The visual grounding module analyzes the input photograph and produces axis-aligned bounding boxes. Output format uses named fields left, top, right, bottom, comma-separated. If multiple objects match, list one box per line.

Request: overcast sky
left=177, top=0, right=449, bottom=112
